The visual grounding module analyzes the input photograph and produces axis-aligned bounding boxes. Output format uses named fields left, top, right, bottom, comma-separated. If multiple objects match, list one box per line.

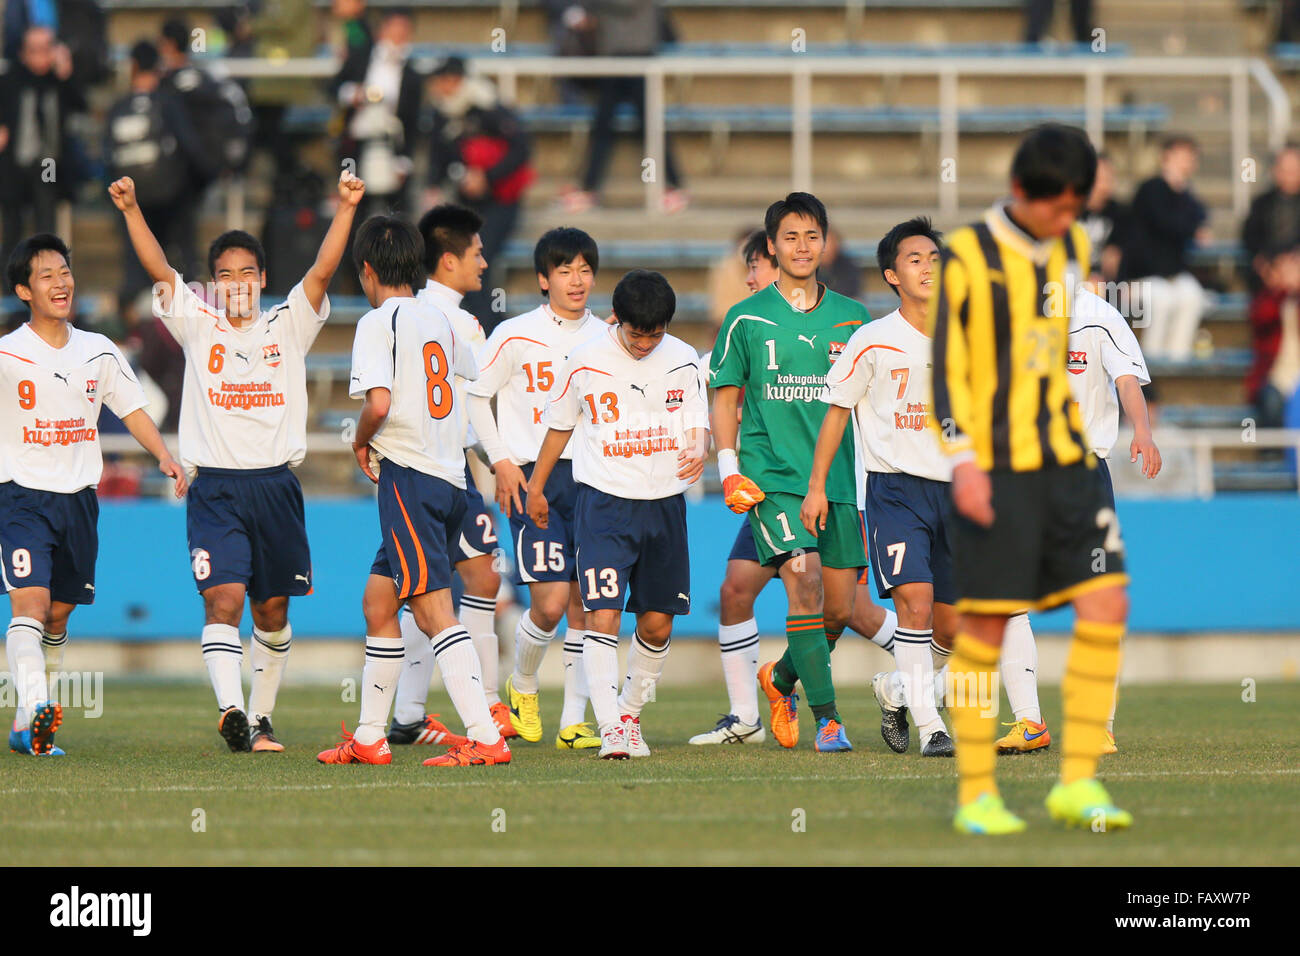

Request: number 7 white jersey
left=350, top=295, right=478, bottom=487
left=154, top=270, right=329, bottom=475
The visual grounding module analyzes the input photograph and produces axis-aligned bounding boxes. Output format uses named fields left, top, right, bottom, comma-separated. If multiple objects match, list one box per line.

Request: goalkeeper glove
left=723, top=474, right=765, bottom=514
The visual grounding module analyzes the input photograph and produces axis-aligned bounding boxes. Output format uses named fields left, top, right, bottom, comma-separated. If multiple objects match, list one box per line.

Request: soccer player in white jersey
left=112, top=171, right=362, bottom=753
left=466, top=228, right=605, bottom=749
left=2, top=234, right=186, bottom=756
left=527, top=270, right=710, bottom=758
left=318, top=215, right=509, bottom=767
left=690, top=228, right=898, bottom=745
left=995, top=286, right=1160, bottom=755
left=387, top=204, right=506, bottom=749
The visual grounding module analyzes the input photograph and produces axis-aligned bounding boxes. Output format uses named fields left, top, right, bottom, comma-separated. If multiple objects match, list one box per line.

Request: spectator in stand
left=426, top=55, right=534, bottom=328
left=819, top=228, right=861, bottom=300
left=1079, top=151, right=1128, bottom=283
left=1024, top=0, right=1093, bottom=44
left=1122, top=136, right=1210, bottom=362
left=246, top=0, right=319, bottom=177
left=559, top=0, right=688, bottom=215
left=104, top=40, right=215, bottom=317
left=1243, top=143, right=1300, bottom=293
left=1247, top=243, right=1300, bottom=430
left=543, top=0, right=598, bottom=105
left=331, top=7, right=419, bottom=211
left=0, top=25, right=85, bottom=264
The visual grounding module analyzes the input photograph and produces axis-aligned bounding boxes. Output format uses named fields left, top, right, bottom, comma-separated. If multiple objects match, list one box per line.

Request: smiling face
left=886, top=235, right=940, bottom=303
left=540, top=254, right=597, bottom=318
left=770, top=212, right=824, bottom=282
left=617, top=322, right=666, bottom=360
left=16, top=248, right=75, bottom=322
left=211, top=247, right=266, bottom=319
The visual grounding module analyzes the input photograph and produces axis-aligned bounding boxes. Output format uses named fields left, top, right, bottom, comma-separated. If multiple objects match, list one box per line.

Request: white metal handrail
left=213, top=53, right=1291, bottom=220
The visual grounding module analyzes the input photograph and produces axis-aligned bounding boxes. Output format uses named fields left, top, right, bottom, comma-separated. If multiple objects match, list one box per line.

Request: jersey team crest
left=829, top=341, right=847, bottom=359
left=85, top=379, right=97, bottom=403
left=665, top=388, right=684, bottom=412
left=1067, top=350, right=1088, bottom=375
left=263, top=343, right=282, bottom=368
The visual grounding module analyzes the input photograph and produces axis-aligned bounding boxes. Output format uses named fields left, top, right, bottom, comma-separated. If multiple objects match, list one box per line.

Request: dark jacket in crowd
left=1079, top=197, right=1130, bottom=278
left=428, top=78, right=533, bottom=206
left=1242, top=188, right=1300, bottom=284
left=1120, top=176, right=1206, bottom=280
left=329, top=34, right=422, bottom=171
left=0, top=59, right=86, bottom=202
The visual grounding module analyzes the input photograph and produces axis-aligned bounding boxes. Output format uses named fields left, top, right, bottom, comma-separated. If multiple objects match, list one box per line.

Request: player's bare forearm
left=121, top=408, right=187, bottom=497
left=1116, top=375, right=1161, bottom=477
left=677, top=426, right=710, bottom=483
left=808, top=404, right=850, bottom=494
left=354, top=388, right=391, bottom=449
left=303, top=172, right=366, bottom=312
left=119, top=202, right=174, bottom=290
left=528, top=427, right=572, bottom=496
left=711, top=386, right=740, bottom=452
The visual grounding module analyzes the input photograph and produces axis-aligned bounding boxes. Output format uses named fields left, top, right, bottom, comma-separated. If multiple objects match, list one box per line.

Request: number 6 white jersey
left=350, top=295, right=479, bottom=486
left=154, top=270, right=329, bottom=475
left=545, top=326, right=709, bottom=500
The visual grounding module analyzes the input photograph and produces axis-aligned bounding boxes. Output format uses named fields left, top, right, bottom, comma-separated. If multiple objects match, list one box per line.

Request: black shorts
left=573, top=485, right=690, bottom=616
left=369, top=461, right=466, bottom=600
left=0, top=482, right=98, bottom=605
left=948, top=461, right=1127, bottom=614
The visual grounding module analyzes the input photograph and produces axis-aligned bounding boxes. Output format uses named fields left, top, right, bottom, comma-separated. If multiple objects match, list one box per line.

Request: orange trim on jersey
left=833, top=320, right=865, bottom=327
left=390, top=529, right=413, bottom=599
left=392, top=485, right=428, bottom=597
left=479, top=336, right=549, bottom=372
left=0, top=350, right=36, bottom=365
left=829, top=343, right=906, bottom=385
left=553, top=366, right=613, bottom=401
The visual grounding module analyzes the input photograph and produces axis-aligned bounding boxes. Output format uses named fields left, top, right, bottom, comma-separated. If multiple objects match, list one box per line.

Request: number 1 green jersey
left=709, top=282, right=869, bottom=504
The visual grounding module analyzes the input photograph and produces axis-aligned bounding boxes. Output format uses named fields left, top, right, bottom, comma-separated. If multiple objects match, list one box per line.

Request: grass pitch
left=1, top=681, right=1296, bottom=866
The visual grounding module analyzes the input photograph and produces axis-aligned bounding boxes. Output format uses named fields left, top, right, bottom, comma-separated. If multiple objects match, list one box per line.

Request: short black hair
left=612, top=269, right=675, bottom=332
left=6, top=233, right=70, bottom=296
left=876, top=216, right=942, bottom=295
left=533, top=227, right=599, bottom=279
left=1011, top=125, right=1097, bottom=200
left=130, top=39, right=160, bottom=72
left=417, top=204, right=482, bottom=274
left=431, top=55, right=466, bottom=79
left=159, top=16, right=189, bottom=52
left=353, top=214, right=425, bottom=289
left=208, top=230, right=265, bottom=277
left=742, top=228, right=775, bottom=269
left=1161, top=134, right=1199, bottom=155
left=764, top=192, right=828, bottom=242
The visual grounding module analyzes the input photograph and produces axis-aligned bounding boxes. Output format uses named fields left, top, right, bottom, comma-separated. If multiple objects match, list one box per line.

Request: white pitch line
left=0, top=766, right=1294, bottom=798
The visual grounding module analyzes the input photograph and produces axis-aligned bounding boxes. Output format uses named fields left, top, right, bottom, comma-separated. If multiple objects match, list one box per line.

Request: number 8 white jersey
left=350, top=295, right=478, bottom=487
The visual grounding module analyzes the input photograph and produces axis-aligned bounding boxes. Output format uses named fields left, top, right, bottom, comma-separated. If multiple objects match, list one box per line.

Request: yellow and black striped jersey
left=928, top=202, right=1094, bottom=472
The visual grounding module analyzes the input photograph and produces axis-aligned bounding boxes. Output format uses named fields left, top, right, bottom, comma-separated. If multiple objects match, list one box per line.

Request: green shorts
left=748, top=492, right=867, bottom=570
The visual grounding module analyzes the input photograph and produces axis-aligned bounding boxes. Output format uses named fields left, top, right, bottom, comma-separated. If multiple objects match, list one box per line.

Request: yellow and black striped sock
left=1062, top=620, right=1125, bottom=785
left=950, top=633, right=1002, bottom=807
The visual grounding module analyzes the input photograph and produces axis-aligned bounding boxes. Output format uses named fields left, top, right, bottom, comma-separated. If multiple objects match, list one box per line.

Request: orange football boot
left=490, top=701, right=519, bottom=739
left=757, top=661, right=799, bottom=748
left=317, top=723, right=393, bottom=764
left=422, top=736, right=512, bottom=767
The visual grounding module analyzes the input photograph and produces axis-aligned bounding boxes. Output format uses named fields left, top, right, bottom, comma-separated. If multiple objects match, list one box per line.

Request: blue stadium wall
left=9, top=496, right=1299, bottom=638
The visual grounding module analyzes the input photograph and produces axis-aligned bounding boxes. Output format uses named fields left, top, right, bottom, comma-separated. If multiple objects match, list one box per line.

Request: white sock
left=933, top=664, right=949, bottom=709
left=619, top=632, right=670, bottom=719
left=394, top=608, right=436, bottom=725
left=583, top=631, right=621, bottom=733
left=718, top=619, right=760, bottom=725
left=42, top=629, right=67, bottom=703
left=7, top=617, right=46, bottom=727
left=432, top=625, right=500, bottom=744
left=460, top=594, right=499, bottom=705
left=1108, top=675, right=1119, bottom=734
left=560, top=628, right=589, bottom=728
left=868, top=607, right=898, bottom=651
left=895, top=627, right=945, bottom=740
left=249, top=623, right=291, bottom=724
left=930, top=636, right=951, bottom=671
left=200, top=623, right=244, bottom=713
left=356, top=635, right=403, bottom=745
left=512, top=610, right=556, bottom=695
left=1000, top=612, right=1042, bottom=723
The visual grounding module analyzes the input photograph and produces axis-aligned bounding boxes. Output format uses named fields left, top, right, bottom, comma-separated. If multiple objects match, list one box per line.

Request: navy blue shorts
left=452, top=462, right=500, bottom=565
left=574, top=485, right=690, bottom=616
left=0, top=482, right=98, bottom=605
left=187, top=465, right=312, bottom=603
left=369, top=460, right=466, bottom=599
left=864, top=471, right=955, bottom=605
left=509, top=458, right=579, bottom=585
left=726, top=515, right=761, bottom=564
left=1096, top=457, right=1115, bottom=510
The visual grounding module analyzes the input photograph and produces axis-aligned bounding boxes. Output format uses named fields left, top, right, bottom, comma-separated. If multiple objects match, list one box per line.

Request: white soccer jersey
left=154, top=270, right=328, bottom=474
left=417, top=279, right=486, bottom=450
left=350, top=295, right=478, bottom=486
left=0, top=324, right=148, bottom=493
left=466, top=304, right=604, bottom=464
left=1068, top=288, right=1151, bottom=458
left=545, top=326, right=709, bottom=500
left=823, top=309, right=951, bottom=484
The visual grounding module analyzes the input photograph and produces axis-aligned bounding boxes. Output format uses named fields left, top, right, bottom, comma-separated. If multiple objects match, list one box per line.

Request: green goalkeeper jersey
left=710, top=282, right=869, bottom=504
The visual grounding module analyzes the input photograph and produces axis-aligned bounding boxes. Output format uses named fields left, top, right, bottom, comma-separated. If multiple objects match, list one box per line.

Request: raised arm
left=108, top=177, right=176, bottom=299
left=303, top=170, right=367, bottom=314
